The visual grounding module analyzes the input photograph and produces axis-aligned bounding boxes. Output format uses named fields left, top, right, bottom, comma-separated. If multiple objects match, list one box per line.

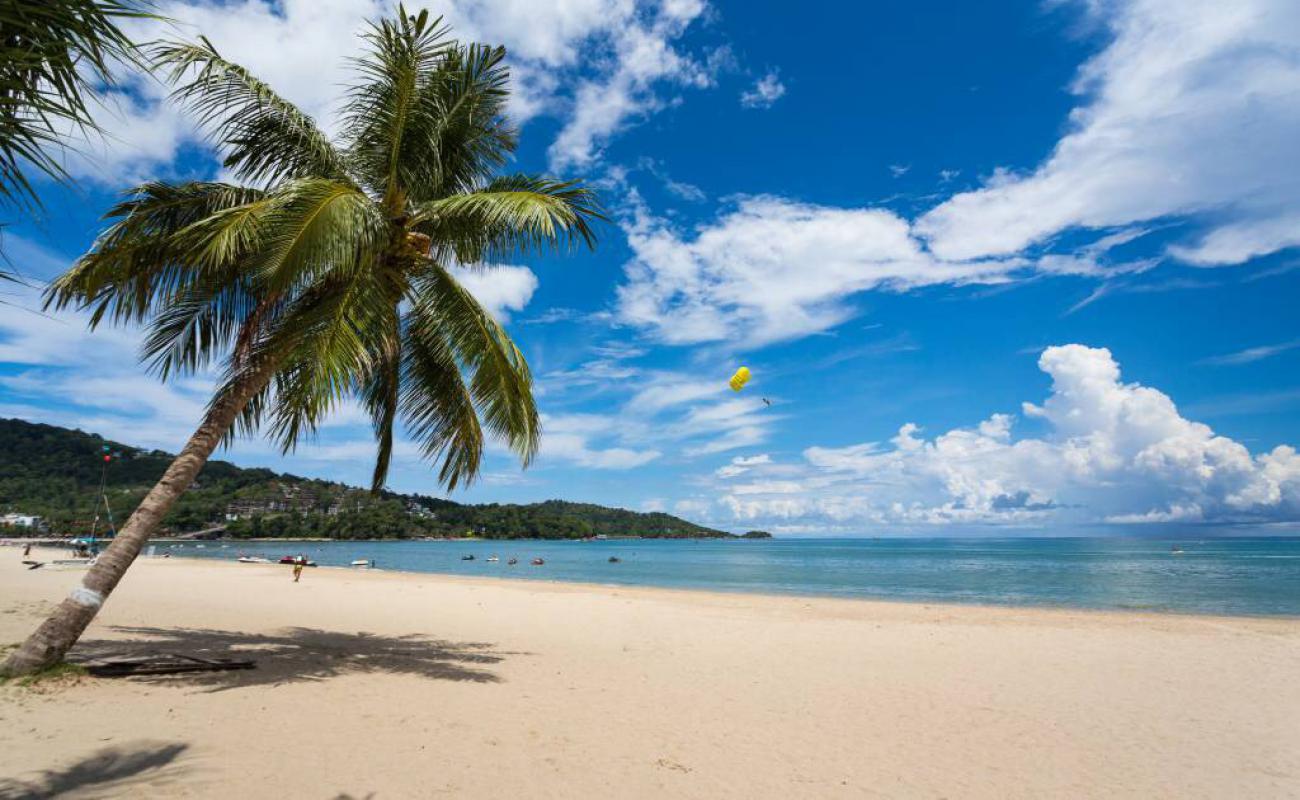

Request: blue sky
left=2, top=0, right=1299, bottom=534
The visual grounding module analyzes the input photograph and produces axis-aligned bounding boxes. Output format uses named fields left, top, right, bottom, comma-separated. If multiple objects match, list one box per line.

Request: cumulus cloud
left=915, top=0, right=1300, bottom=264
left=615, top=195, right=1021, bottom=346
left=705, top=345, right=1300, bottom=530
left=739, top=71, right=785, bottom=108
left=449, top=265, right=539, bottom=321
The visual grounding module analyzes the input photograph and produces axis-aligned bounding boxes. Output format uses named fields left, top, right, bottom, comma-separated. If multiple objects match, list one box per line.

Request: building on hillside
left=225, top=484, right=321, bottom=520
left=1, top=513, right=46, bottom=531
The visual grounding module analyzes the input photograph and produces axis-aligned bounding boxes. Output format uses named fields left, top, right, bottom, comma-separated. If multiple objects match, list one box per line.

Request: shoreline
left=3, top=550, right=1298, bottom=797
left=10, top=541, right=1300, bottom=620
left=179, top=549, right=1300, bottom=622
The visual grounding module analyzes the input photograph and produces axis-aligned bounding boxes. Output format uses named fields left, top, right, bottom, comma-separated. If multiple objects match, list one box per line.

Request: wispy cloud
left=1200, top=340, right=1300, bottom=366
left=916, top=0, right=1300, bottom=266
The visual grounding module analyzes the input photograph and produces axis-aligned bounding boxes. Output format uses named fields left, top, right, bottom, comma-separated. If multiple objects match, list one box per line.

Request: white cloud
left=547, top=0, right=714, bottom=170
left=615, top=194, right=1021, bottom=346
left=0, top=284, right=220, bottom=450
left=449, top=265, right=538, bottom=321
left=1199, top=340, right=1300, bottom=366
left=536, top=346, right=782, bottom=465
left=539, top=413, right=661, bottom=468
left=707, top=345, right=1300, bottom=530
left=915, top=0, right=1300, bottom=265
left=56, top=0, right=383, bottom=185
left=63, top=0, right=719, bottom=185
left=739, top=71, right=785, bottom=109
left=714, top=453, right=770, bottom=478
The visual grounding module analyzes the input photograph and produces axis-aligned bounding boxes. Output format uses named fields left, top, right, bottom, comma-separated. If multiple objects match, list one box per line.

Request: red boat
left=278, top=556, right=317, bottom=567
left=530, top=557, right=545, bottom=566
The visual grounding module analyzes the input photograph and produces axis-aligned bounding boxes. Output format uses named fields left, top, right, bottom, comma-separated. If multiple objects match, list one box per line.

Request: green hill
left=0, top=418, right=731, bottom=540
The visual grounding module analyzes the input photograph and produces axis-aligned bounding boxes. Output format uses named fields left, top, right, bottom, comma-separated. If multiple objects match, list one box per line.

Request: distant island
left=0, top=418, right=752, bottom=541
left=741, top=530, right=773, bottom=539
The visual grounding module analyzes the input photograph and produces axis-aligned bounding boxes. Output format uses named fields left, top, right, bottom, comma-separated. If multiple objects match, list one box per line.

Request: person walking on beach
left=292, top=556, right=305, bottom=583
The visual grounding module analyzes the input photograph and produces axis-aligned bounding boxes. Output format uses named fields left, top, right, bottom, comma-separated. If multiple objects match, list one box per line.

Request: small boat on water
left=486, top=555, right=500, bottom=562
left=461, top=554, right=476, bottom=561
left=507, top=557, right=518, bottom=565
left=608, top=556, right=621, bottom=563
left=530, top=557, right=545, bottom=566
left=351, top=558, right=375, bottom=568
left=1171, top=546, right=1184, bottom=555
left=237, top=556, right=271, bottom=564
left=278, top=556, right=317, bottom=567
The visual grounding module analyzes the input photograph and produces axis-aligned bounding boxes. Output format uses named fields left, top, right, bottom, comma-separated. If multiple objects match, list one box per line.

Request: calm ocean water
left=168, top=536, right=1300, bottom=616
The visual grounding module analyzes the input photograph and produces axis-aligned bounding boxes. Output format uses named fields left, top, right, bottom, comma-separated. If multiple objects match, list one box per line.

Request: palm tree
left=1, top=8, right=601, bottom=676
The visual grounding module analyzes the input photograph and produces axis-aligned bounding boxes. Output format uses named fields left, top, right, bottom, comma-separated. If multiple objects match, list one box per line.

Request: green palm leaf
left=153, top=37, right=349, bottom=185
left=0, top=0, right=154, bottom=208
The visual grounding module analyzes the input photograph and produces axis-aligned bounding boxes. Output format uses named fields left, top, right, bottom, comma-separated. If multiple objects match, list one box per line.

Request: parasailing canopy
left=728, top=366, right=751, bottom=392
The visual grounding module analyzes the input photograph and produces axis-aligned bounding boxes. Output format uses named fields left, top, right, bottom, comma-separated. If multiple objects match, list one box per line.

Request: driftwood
left=78, top=654, right=256, bottom=677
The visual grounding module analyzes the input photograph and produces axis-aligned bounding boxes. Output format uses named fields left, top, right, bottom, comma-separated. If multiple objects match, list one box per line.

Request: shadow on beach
left=69, top=626, right=511, bottom=691
left=0, top=741, right=189, bottom=799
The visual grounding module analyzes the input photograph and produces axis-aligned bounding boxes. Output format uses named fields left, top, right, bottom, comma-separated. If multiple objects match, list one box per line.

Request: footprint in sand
left=655, top=758, right=692, bottom=773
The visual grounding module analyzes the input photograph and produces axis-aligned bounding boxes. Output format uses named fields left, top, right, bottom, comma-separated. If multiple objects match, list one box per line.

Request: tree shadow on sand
left=68, top=626, right=514, bottom=692
left=0, top=741, right=188, bottom=799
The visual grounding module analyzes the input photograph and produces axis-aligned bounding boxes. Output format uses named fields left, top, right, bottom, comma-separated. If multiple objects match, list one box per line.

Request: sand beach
left=1, top=549, right=1298, bottom=798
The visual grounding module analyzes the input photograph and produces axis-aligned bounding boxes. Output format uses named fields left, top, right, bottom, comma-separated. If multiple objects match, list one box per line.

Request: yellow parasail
left=728, top=366, right=751, bottom=392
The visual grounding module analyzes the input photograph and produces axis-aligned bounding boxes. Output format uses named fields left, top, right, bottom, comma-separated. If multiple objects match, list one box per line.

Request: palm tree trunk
left=1, top=362, right=276, bottom=677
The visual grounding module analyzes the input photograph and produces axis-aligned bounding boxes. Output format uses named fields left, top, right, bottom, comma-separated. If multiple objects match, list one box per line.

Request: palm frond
left=400, top=298, right=483, bottom=490
left=360, top=310, right=401, bottom=492
left=44, top=181, right=265, bottom=325
left=152, top=37, right=348, bottom=185
left=400, top=42, right=515, bottom=203
left=408, top=262, right=539, bottom=479
left=341, top=5, right=452, bottom=208
left=414, top=175, right=603, bottom=263
left=254, top=267, right=400, bottom=454
left=0, top=0, right=154, bottom=207
left=242, top=178, right=389, bottom=292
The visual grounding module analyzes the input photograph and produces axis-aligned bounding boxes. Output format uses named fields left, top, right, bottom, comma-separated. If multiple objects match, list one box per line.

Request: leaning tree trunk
left=1, top=363, right=275, bottom=677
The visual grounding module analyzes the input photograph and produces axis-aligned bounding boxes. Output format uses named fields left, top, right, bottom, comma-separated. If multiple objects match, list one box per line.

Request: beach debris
left=728, top=366, right=751, bottom=391
left=79, top=654, right=256, bottom=678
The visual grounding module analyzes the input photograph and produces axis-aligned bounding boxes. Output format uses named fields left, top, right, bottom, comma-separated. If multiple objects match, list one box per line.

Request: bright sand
left=1, top=549, right=1298, bottom=798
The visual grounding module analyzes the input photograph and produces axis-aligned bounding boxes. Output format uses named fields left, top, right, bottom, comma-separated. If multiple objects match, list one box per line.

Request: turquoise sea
left=169, top=536, right=1300, bottom=617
